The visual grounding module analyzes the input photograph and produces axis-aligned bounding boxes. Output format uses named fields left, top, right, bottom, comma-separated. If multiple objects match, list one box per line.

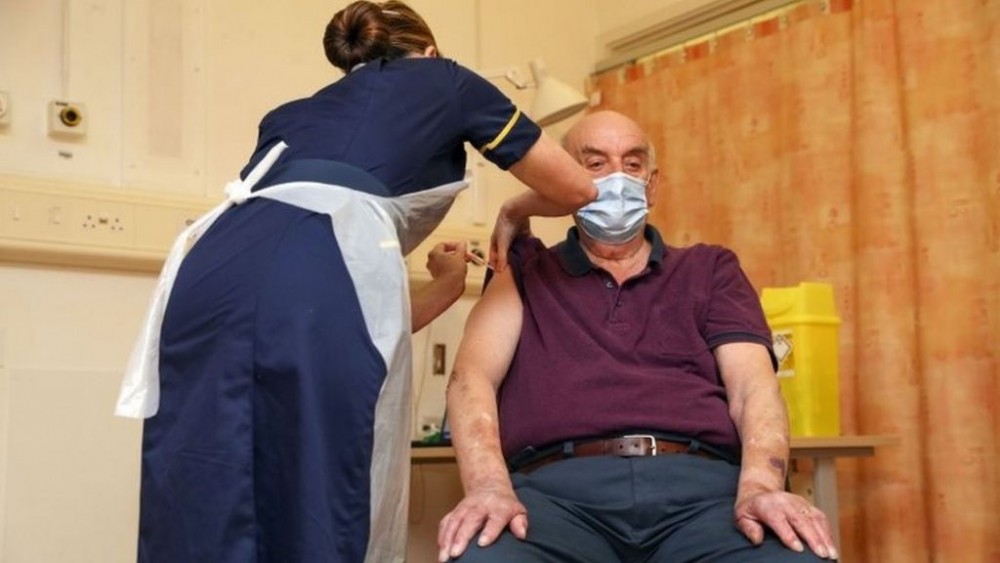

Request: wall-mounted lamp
left=480, top=58, right=588, bottom=127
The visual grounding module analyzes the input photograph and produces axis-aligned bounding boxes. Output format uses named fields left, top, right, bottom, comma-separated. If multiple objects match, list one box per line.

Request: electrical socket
left=48, top=100, right=87, bottom=137
left=0, top=91, right=10, bottom=126
left=82, top=212, right=125, bottom=232
left=72, top=199, right=133, bottom=247
left=4, top=192, right=132, bottom=246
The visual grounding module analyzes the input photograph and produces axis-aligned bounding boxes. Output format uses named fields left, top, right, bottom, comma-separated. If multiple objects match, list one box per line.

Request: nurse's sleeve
left=454, top=65, right=542, bottom=170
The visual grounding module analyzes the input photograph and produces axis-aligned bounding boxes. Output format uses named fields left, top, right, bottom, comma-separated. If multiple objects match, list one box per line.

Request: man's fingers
left=735, top=516, right=765, bottom=545
left=438, top=481, right=533, bottom=559
left=437, top=512, right=457, bottom=562
left=510, top=514, right=529, bottom=540
left=449, top=512, right=489, bottom=561
left=814, top=509, right=839, bottom=559
left=437, top=512, right=451, bottom=548
left=738, top=493, right=838, bottom=559
left=476, top=509, right=528, bottom=547
left=772, top=521, right=805, bottom=553
left=438, top=509, right=484, bottom=563
left=476, top=513, right=513, bottom=548
left=791, top=508, right=836, bottom=559
left=766, top=514, right=805, bottom=553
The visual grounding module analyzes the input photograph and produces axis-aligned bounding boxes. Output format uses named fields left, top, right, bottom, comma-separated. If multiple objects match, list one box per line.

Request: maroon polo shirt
left=496, top=226, right=775, bottom=459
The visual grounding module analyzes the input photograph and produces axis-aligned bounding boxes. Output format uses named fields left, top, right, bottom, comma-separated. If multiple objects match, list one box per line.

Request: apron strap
left=226, top=141, right=289, bottom=204
left=115, top=142, right=289, bottom=418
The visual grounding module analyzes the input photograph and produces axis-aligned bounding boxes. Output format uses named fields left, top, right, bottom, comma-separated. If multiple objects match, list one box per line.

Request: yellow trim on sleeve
left=479, top=108, right=521, bottom=153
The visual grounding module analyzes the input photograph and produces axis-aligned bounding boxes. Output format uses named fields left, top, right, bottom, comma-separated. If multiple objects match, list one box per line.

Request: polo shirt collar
left=556, top=225, right=665, bottom=277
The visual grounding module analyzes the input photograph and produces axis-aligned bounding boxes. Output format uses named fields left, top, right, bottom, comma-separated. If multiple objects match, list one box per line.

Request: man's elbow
left=444, top=366, right=477, bottom=402
left=446, top=366, right=495, bottom=398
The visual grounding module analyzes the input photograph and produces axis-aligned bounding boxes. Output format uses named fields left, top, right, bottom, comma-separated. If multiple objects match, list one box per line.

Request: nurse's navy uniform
left=116, top=58, right=540, bottom=563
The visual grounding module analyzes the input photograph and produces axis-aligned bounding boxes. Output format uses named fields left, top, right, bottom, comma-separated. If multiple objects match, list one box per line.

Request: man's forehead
left=565, top=111, right=650, bottom=155
left=579, top=133, right=649, bottom=156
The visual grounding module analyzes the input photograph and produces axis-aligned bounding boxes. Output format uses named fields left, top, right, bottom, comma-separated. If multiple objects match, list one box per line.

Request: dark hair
left=324, top=1, right=438, bottom=73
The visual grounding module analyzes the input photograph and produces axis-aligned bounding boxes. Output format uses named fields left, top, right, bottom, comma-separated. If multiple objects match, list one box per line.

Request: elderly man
left=437, top=111, right=837, bottom=562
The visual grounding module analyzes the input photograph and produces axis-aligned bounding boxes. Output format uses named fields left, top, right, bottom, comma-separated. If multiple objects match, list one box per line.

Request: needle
left=465, top=250, right=491, bottom=269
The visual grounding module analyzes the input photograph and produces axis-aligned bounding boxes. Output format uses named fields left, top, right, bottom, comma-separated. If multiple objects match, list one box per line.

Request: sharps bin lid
left=761, top=282, right=841, bottom=326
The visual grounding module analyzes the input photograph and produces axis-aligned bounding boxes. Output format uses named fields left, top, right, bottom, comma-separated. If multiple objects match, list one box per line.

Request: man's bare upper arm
left=716, top=342, right=778, bottom=402
left=715, top=341, right=783, bottom=427
left=451, top=266, right=524, bottom=392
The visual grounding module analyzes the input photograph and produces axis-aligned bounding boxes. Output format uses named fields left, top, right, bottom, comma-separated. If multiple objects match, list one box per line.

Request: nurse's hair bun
left=324, top=1, right=390, bottom=73
left=325, top=1, right=438, bottom=73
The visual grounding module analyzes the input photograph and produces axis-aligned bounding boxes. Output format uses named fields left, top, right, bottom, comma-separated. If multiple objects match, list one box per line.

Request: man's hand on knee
left=734, top=491, right=838, bottom=560
left=437, top=485, right=528, bottom=562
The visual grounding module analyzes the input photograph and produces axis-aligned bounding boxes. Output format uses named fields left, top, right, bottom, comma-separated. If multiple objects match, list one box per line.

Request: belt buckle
left=622, top=434, right=658, bottom=456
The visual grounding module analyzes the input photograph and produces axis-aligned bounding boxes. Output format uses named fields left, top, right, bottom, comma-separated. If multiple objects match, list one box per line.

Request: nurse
left=116, top=1, right=596, bottom=562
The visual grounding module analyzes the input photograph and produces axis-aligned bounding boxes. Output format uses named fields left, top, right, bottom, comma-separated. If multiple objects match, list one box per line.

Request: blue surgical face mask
left=576, top=172, right=649, bottom=245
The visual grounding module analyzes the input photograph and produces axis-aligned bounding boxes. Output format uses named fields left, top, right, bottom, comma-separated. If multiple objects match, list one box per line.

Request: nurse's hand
left=491, top=188, right=584, bottom=271
left=489, top=203, right=532, bottom=273
left=426, top=241, right=469, bottom=282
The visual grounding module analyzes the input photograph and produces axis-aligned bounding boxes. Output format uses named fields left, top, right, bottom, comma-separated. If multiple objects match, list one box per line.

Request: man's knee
left=448, top=533, right=526, bottom=563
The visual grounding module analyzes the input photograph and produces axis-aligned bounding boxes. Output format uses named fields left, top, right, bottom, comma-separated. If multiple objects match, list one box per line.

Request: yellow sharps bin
left=760, top=282, right=841, bottom=437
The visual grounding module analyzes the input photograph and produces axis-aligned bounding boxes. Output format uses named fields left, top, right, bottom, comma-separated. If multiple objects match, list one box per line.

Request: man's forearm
left=732, top=384, right=791, bottom=502
left=446, top=369, right=513, bottom=494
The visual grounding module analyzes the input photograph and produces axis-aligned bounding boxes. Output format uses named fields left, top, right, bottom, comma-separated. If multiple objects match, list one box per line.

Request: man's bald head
left=562, top=110, right=658, bottom=180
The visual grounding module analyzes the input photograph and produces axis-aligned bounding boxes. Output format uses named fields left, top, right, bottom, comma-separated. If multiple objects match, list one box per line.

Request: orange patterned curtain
left=589, top=0, right=999, bottom=561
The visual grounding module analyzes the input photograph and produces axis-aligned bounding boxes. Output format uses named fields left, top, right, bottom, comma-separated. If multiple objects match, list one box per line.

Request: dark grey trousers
left=454, top=453, right=827, bottom=562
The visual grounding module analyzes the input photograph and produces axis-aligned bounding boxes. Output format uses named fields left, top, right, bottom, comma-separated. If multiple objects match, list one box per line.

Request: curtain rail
left=595, top=0, right=806, bottom=73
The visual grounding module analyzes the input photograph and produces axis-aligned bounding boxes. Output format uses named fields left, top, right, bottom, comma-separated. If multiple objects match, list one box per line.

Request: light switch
left=432, top=343, right=446, bottom=375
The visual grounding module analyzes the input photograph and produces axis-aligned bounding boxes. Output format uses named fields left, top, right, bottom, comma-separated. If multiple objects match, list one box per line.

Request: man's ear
left=423, top=45, right=439, bottom=58
left=646, top=169, right=660, bottom=208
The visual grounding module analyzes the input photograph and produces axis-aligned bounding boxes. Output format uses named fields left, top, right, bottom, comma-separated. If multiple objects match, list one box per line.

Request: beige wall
left=594, top=0, right=718, bottom=35
left=0, top=1, right=726, bottom=560
left=0, top=264, right=152, bottom=562
left=0, top=0, right=607, bottom=561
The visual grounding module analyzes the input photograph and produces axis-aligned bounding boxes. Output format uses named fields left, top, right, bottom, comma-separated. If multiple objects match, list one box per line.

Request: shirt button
left=605, top=281, right=614, bottom=288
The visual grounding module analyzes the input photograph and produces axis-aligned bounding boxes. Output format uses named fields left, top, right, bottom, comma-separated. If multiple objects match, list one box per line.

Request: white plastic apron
left=115, top=141, right=467, bottom=563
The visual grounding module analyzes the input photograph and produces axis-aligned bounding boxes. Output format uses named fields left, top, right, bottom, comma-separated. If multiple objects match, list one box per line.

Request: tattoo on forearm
left=769, top=457, right=787, bottom=475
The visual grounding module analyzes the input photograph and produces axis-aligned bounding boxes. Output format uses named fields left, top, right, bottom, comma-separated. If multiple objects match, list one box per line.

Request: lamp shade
left=527, top=59, right=588, bottom=126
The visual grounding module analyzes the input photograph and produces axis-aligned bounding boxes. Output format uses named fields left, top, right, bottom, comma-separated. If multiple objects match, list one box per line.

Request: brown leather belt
left=514, top=434, right=722, bottom=474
